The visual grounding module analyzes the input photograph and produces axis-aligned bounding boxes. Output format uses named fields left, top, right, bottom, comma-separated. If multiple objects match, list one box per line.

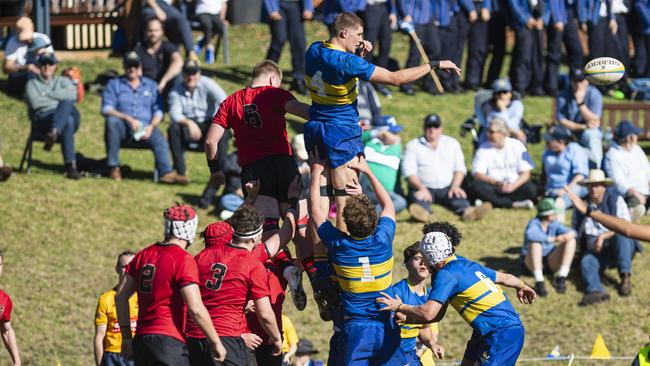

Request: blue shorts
left=304, top=120, right=364, bottom=169
left=463, top=325, right=525, bottom=366
left=341, top=318, right=407, bottom=366
left=329, top=330, right=345, bottom=366
left=101, top=351, right=134, bottom=366
left=404, top=349, right=422, bottom=366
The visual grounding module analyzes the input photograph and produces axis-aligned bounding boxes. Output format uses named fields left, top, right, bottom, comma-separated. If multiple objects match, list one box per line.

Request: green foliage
left=0, top=23, right=647, bottom=365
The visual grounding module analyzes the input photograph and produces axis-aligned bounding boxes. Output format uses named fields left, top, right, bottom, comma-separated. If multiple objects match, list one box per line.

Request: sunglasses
left=424, top=123, right=441, bottom=129
left=487, top=129, right=500, bottom=134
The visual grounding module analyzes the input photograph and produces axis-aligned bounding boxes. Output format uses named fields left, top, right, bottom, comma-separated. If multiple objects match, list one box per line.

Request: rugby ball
left=584, top=57, right=625, bottom=86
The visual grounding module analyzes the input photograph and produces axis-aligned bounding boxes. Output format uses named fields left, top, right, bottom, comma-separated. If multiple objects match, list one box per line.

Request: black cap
left=36, top=52, right=57, bottom=66
left=295, top=339, right=319, bottom=355
left=570, top=68, right=586, bottom=82
left=544, top=124, right=573, bottom=142
left=123, top=51, right=141, bottom=67
left=423, top=114, right=442, bottom=128
left=182, top=59, right=201, bottom=74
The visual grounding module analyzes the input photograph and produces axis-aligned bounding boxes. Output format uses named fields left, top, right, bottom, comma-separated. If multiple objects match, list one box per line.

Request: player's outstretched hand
left=376, top=292, right=403, bottom=312
left=212, top=340, right=227, bottom=362
left=241, top=333, right=263, bottom=350
left=245, top=180, right=261, bottom=201
left=517, top=284, right=537, bottom=305
left=209, top=171, right=225, bottom=188
left=271, top=337, right=283, bottom=356
left=347, top=156, right=371, bottom=175
left=433, top=344, right=445, bottom=359
left=438, top=60, right=462, bottom=76
left=345, top=177, right=363, bottom=196
left=121, top=338, right=133, bottom=360
left=394, top=311, right=407, bottom=324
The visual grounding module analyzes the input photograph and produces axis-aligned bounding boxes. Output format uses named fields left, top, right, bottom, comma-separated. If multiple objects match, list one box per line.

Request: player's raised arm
left=308, top=150, right=328, bottom=228
left=494, top=272, right=537, bottom=305
left=349, top=159, right=394, bottom=220
left=284, top=99, right=311, bottom=120
left=369, top=61, right=461, bottom=87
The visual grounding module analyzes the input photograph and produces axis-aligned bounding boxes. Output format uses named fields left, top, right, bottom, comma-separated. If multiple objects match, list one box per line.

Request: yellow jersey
left=95, top=289, right=138, bottom=353
left=281, top=314, right=299, bottom=354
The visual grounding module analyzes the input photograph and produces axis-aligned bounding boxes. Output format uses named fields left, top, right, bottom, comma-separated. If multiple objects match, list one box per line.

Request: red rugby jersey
left=245, top=244, right=286, bottom=341
left=0, top=289, right=13, bottom=322
left=212, top=86, right=295, bottom=166
left=185, top=244, right=270, bottom=338
left=126, top=243, right=199, bottom=342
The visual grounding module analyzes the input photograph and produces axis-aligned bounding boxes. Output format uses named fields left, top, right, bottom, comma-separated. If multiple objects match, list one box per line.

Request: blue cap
left=492, top=78, right=512, bottom=93
left=615, top=120, right=642, bottom=138
left=544, top=124, right=573, bottom=142
left=374, top=115, right=404, bottom=134
left=36, top=52, right=57, bottom=66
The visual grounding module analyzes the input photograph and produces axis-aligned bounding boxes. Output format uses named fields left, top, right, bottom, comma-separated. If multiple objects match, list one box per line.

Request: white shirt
left=196, top=0, right=227, bottom=15
left=583, top=195, right=630, bottom=236
left=610, top=0, right=628, bottom=14
left=604, top=143, right=650, bottom=196
left=472, top=137, right=534, bottom=183
left=4, top=33, right=54, bottom=66
left=402, top=135, right=467, bottom=189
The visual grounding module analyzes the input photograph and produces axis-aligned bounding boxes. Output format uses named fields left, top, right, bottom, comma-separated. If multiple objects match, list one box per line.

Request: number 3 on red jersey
left=206, top=263, right=228, bottom=291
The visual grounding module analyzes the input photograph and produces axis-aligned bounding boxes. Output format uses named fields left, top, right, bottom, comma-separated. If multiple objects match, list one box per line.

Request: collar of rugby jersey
left=322, top=40, right=346, bottom=52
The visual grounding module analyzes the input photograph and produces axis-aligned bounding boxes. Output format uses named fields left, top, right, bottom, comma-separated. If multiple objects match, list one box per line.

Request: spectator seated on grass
left=556, top=69, right=603, bottom=169
left=360, top=115, right=407, bottom=215
left=24, top=53, right=81, bottom=179
left=521, top=198, right=577, bottom=297
left=101, top=51, right=185, bottom=184
left=603, top=120, right=650, bottom=223
left=134, top=18, right=184, bottom=97
left=572, top=169, right=642, bottom=305
left=281, top=313, right=299, bottom=366
left=2, top=16, right=54, bottom=95
left=541, top=124, right=589, bottom=223
left=167, top=60, right=227, bottom=182
left=479, top=78, right=526, bottom=143
left=469, top=118, right=537, bottom=209
left=403, top=114, right=492, bottom=223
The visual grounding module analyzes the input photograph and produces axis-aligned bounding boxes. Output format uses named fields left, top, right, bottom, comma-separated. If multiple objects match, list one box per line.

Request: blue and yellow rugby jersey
left=391, top=279, right=432, bottom=353
left=318, top=216, right=395, bottom=319
left=305, top=41, right=376, bottom=124
left=428, top=255, right=521, bottom=335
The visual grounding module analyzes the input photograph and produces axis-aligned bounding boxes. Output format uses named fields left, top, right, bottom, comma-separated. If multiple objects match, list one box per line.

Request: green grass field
left=0, top=22, right=648, bottom=365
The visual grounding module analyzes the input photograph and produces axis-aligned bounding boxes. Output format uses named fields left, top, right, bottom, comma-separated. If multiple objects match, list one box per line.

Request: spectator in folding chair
left=2, top=17, right=54, bottom=95
left=192, top=0, right=228, bottom=64
left=101, top=52, right=186, bottom=184
left=134, top=18, right=184, bottom=98
left=141, top=0, right=198, bottom=60
left=168, top=60, right=227, bottom=183
left=478, top=78, right=526, bottom=143
left=24, top=52, right=81, bottom=179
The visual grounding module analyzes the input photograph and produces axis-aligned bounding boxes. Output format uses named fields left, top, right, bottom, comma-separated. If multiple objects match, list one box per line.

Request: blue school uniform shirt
left=305, top=41, right=376, bottom=125
left=428, top=255, right=521, bottom=335
left=391, top=279, right=430, bottom=353
left=522, top=217, right=574, bottom=256
left=542, top=142, right=589, bottom=192
left=317, top=217, right=395, bottom=319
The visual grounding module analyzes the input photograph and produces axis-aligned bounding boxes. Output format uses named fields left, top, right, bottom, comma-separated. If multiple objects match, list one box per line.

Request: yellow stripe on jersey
left=401, top=323, right=425, bottom=339
left=449, top=279, right=506, bottom=324
left=333, top=257, right=394, bottom=293
left=306, top=76, right=359, bottom=106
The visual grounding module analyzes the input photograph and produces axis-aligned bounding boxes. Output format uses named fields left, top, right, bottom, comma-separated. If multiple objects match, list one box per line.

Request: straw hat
left=578, top=169, right=614, bottom=186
